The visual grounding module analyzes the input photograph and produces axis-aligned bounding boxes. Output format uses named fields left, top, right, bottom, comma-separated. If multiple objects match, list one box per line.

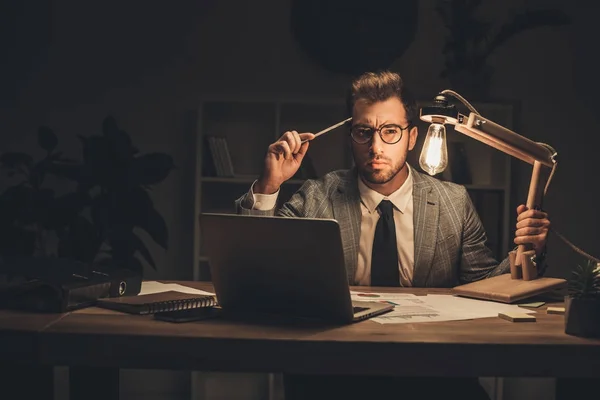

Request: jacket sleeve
left=235, top=180, right=320, bottom=217
left=234, top=187, right=277, bottom=216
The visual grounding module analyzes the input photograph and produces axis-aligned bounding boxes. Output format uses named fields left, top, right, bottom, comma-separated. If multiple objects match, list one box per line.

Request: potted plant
left=565, top=259, right=600, bottom=337
left=0, top=116, right=174, bottom=277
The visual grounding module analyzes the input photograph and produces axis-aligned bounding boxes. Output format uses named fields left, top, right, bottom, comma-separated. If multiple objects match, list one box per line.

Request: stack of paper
left=350, top=291, right=535, bottom=324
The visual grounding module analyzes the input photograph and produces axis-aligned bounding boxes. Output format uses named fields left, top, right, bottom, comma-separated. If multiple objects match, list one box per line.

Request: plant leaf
left=2, top=185, right=37, bottom=224
left=101, top=116, right=136, bottom=163
left=0, top=225, right=36, bottom=256
left=45, top=162, right=82, bottom=181
left=102, top=116, right=119, bottom=137
left=46, top=192, right=90, bottom=230
left=90, top=194, right=111, bottom=239
left=129, top=153, right=175, bottom=185
left=130, top=233, right=156, bottom=269
left=38, top=126, right=58, bottom=152
left=125, top=256, right=144, bottom=275
left=483, top=9, right=570, bottom=60
left=135, top=206, right=168, bottom=250
left=58, top=216, right=102, bottom=262
left=569, top=259, right=600, bottom=298
left=0, top=152, right=33, bottom=170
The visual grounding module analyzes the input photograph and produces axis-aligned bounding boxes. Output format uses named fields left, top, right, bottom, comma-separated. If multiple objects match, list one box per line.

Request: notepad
left=96, top=291, right=217, bottom=315
left=452, top=274, right=567, bottom=303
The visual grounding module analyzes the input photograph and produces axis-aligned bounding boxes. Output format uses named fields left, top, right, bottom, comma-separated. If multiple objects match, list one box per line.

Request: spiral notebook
left=96, top=290, right=217, bottom=315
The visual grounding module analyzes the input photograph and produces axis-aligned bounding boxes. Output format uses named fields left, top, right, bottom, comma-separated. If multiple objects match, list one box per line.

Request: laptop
left=200, top=213, right=394, bottom=323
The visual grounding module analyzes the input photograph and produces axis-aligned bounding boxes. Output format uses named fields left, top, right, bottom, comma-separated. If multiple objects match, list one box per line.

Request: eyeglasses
left=350, top=123, right=411, bottom=145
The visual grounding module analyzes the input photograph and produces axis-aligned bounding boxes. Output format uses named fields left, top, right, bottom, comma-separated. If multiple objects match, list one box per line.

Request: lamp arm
left=538, top=142, right=558, bottom=195
left=420, top=90, right=599, bottom=276
left=440, top=89, right=480, bottom=115
left=459, top=114, right=555, bottom=167
left=531, top=146, right=600, bottom=264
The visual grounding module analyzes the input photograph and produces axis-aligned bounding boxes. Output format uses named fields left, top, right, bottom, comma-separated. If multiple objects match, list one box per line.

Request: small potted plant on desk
left=565, top=259, right=600, bottom=337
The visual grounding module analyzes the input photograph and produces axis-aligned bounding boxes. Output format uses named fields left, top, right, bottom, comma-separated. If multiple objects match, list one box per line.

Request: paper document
left=351, top=291, right=418, bottom=301
left=140, top=281, right=215, bottom=296
left=350, top=291, right=535, bottom=324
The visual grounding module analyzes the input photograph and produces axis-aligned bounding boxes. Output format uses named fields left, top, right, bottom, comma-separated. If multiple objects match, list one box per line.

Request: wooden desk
left=1, top=282, right=600, bottom=400
left=0, top=310, right=63, bottom=399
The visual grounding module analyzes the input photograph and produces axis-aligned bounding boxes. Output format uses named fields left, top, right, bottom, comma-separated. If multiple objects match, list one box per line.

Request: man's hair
left=346, top=70, right=417, bottom=126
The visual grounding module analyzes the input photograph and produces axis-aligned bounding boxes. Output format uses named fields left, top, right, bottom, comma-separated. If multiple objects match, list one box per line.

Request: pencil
left=301, top=117, right=352, bottom=143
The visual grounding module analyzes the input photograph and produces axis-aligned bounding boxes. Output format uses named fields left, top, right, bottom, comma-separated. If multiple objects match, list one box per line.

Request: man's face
left=350, top=97, right=417, bottom=193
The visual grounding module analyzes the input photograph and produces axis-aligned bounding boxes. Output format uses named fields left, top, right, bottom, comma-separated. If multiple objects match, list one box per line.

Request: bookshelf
left=193, top=98, right=514, bottom=280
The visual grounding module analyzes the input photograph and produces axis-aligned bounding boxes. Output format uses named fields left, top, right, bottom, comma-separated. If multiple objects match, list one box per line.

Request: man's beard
left=360, top=159, right=405, bottom=184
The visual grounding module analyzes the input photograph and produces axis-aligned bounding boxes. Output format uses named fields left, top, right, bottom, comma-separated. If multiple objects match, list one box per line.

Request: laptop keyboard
left=353, top=306, right=369, bottom=314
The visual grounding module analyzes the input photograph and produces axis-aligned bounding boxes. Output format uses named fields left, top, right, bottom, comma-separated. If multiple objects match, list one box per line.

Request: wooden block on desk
left=518, top=301, right=546, bottom=308
left=547, top=306, right=565, bottom=315
left=498, top=312, right=536, bottom=322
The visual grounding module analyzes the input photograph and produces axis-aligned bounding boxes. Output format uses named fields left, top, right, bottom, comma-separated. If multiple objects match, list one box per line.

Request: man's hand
left=514, top=204, right=550, bottom=257
left=254, top=131, right=315, bottom=194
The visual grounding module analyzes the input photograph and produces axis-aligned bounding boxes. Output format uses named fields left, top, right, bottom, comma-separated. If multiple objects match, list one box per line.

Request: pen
left=301, top=117, right=352, bottom=143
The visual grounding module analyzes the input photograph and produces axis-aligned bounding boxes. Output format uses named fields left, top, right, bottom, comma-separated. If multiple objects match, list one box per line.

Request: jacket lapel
left=332, top=170, right=362, bottom=283
left=411, top=172, right=440, bottom=287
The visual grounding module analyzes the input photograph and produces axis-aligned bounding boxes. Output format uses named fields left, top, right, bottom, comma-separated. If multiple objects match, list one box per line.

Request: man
left=235, top=71, right=550, bottom=399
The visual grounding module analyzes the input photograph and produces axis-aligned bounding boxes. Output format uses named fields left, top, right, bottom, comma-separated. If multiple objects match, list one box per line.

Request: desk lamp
left=419, top=90, right=558, bottom=281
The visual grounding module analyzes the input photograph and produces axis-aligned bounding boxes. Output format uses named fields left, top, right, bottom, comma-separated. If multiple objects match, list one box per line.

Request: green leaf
left=136, top=207, right=169, bottom=250
left=125, top=256, right=144, bottom=274
left=102, top=116, right=119, bottom=137
left=0, top=226, right=36, bottom=256
left=0, top=152, right=33, bottom=169
left=45, top=162, right=82, bottom=181
left=57, top=216, right=102, bottom=262
left=483, top=9, right=570, bottom=60
left=129, top=153, right=175, bottom=185
left=46, top=192, right=89, bottom=230
left=130, top=233, right=156, bottom=269
left=38, top=126, right=58, bottom=152
left=101, top=116, right=136, bottom=163
left=569, top=259, right=600, bottom=298
left=90, top=194, right=111, bottom=239
left=2, top=185, right=37, bottom=224
left=78, top=135, right=111, bottom=170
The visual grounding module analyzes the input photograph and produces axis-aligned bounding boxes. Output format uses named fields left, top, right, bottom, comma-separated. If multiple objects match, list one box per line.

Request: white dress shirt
left=249, top=165, right=415, bottom=286
left=355, top=165, right=414, bottom=286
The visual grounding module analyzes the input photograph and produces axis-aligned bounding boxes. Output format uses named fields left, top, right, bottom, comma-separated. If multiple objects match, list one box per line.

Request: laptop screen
left=200, top=213, right=355, bottom=322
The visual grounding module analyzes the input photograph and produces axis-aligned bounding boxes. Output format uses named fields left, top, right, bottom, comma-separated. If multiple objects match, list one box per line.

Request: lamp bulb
left=419, top=123, right=448, bottom=176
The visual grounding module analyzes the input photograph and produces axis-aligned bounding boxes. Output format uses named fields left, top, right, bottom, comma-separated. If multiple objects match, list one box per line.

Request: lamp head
left=419, top=90, right=557, bottom=175
left=419, top=94, right=460, bottom=125
left=418, top=94, right=459, bottom=176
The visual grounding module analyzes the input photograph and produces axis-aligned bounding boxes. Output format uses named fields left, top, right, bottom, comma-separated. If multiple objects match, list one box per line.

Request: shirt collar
left=358, top=164, right=414, bottom=214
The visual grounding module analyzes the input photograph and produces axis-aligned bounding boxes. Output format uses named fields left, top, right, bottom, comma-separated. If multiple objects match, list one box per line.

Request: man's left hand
left=514, top=204, right=550, bottom=256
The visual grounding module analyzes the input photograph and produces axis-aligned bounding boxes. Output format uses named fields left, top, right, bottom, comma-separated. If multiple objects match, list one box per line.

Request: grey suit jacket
left=235, top=167, right=510, bottom=287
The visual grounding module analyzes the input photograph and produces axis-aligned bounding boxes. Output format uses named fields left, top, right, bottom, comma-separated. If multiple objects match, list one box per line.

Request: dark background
left=1, top=0, right=598, bottom=398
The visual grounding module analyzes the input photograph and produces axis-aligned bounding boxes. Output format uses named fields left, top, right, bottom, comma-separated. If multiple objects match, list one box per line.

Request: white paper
left=140, top=281, right=214, bottom=296
left=350, top=291, right=535, bottom=324
left=350, top=290, right=417, bottom=301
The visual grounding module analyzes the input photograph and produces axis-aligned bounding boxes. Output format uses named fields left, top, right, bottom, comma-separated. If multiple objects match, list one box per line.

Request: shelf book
left=204, top=135, right=235, bottom=177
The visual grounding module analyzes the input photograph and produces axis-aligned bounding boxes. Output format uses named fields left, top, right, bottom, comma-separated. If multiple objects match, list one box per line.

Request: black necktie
left=371, top=200, right=400, bottom=286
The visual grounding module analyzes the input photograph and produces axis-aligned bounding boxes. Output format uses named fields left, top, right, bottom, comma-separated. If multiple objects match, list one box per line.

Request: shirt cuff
left=250, top=180, right=278, bottom=210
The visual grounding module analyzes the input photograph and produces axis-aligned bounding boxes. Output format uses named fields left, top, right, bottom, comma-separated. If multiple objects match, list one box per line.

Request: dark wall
left=1, top=0, right=598, bottom=282
left=1, top=1, right=598, bottom=399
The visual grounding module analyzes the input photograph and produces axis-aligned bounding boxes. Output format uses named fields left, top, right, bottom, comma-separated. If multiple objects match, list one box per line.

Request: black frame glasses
left=350, top=123, right=411, bottom=145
